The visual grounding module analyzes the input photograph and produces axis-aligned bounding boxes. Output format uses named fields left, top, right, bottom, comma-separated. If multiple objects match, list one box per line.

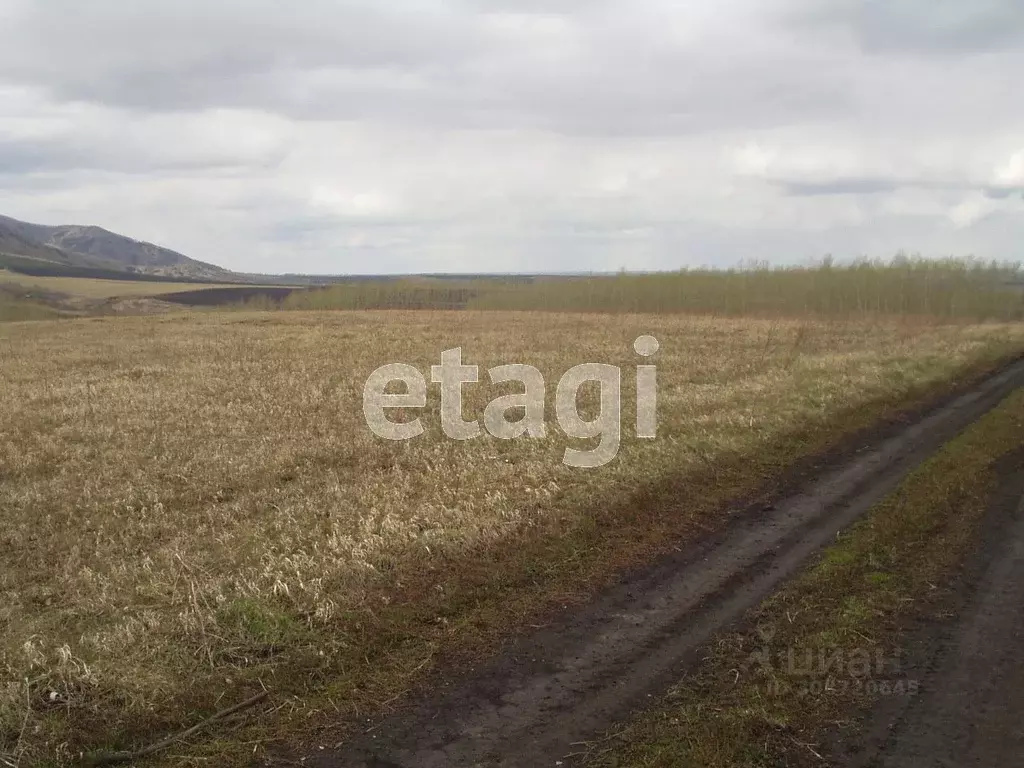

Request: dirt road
left=288, top=361, right=1024, bottom=768
left=841, top=457, right=1024, bottom=767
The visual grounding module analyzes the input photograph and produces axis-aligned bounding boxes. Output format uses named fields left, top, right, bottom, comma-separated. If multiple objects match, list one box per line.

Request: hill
left=0, top=213, right=235, bottom=281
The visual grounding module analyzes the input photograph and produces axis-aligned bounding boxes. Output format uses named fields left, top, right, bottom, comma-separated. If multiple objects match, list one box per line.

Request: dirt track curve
left=286, top=360, right=1024, bottom=768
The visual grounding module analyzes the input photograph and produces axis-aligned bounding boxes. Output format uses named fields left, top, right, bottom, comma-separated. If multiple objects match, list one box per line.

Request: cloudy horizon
left=1, top=0, right=1022, bottom=275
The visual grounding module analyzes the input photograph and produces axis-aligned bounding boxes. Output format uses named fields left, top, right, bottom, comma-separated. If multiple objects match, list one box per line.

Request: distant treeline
left=234, top=257, right=1024, bottom=321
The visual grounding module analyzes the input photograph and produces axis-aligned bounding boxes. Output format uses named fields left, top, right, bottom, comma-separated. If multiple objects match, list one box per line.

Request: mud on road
left=286, top=360, right=1024, bottom=768
left=838, top=453, right=1024, bottom=768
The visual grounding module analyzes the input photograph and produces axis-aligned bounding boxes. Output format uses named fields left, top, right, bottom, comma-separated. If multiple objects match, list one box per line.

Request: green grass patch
left=216, top=598, right=307, bottom=652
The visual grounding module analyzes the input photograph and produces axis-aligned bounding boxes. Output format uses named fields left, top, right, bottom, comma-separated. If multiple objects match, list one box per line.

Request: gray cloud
left=0, top=0, right=850, bottom=136
left=0, top=136, right=283, bottom=177
left=984, top=186, right=1024, bottom=200
left=780, top=178, right=902, bottom=196
left=785, top=0, right=1024, bottom=55
left=0, top=0, right=1022, bottom=272
left=778, top=177, right=1024, bottom=199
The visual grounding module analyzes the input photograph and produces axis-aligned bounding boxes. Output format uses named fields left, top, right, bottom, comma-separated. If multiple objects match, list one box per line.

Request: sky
left=0, top=0, right=1022, bottom=275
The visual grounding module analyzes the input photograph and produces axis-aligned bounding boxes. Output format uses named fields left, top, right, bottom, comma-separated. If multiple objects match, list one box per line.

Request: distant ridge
left=0, top=213, right=235, bottom=282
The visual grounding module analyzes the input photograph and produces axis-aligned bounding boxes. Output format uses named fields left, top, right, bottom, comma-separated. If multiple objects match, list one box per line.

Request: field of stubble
left=1, top=310, right=1022, bottom=765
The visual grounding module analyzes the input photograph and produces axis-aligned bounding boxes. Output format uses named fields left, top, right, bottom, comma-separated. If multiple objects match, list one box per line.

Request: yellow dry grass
left=1, top=310, right=1022, bottom=765
left=0, top=270, right=236, bottom=299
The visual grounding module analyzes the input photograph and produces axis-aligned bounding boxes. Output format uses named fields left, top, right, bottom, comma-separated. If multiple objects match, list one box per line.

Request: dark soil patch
left=158, top=286, right=302, bottom=306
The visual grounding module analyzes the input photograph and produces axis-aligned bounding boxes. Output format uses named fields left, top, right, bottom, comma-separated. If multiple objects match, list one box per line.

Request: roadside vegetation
left=2, top=306, right=1023, bottom=765
left=589, top=388, right=1024, bottom=768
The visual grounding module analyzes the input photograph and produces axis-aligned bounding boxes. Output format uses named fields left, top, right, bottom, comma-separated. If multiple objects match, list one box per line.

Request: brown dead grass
left=0, top=310, right=1022, bottom=765
left=0, top=270, right=238, bottom=300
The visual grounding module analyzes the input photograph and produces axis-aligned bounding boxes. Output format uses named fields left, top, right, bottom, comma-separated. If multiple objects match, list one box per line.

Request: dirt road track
left=289, top=361, right=1024, bottom=768
left=841, top=457, right=1024, bottom=767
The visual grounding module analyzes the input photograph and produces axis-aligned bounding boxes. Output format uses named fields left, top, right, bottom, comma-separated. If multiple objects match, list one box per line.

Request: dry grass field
left=0, top=270, right=238, bottom=300
left=2, top=310, right=1023, bottom=765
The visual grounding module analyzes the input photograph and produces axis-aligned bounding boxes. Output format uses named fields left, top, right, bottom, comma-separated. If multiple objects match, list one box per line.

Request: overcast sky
left=1, top=0, right=1022, bottom=274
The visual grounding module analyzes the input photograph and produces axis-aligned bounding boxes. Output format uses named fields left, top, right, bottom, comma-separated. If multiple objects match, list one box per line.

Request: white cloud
left=994, top=151, right=1024, bottom=186
left=0, top=0, right=1021, bottom=273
